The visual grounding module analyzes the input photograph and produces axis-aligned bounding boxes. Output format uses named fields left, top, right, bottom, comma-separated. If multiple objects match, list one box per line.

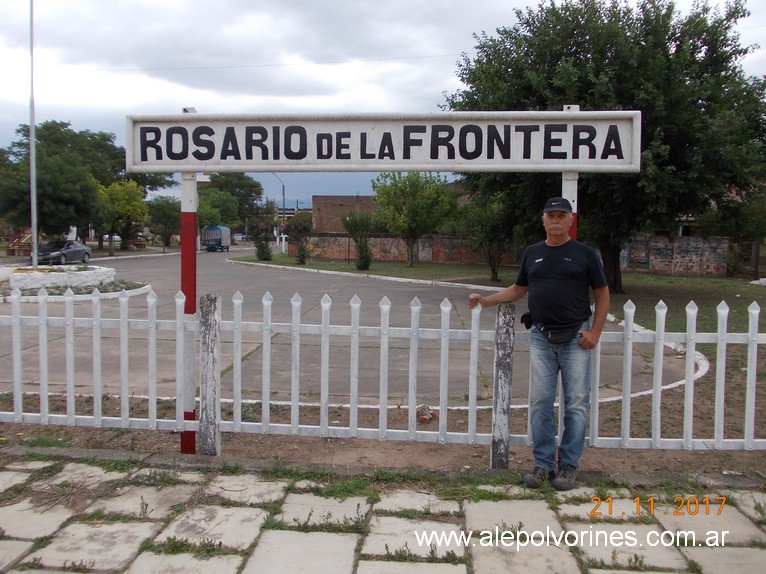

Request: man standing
left=467, top=197, right=609, bottom=490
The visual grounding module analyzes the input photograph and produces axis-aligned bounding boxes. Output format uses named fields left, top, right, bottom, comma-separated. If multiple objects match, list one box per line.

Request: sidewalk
left=0, top=446, right=764, bottom=573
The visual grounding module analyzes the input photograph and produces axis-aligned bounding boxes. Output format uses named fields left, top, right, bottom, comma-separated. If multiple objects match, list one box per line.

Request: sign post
left=179, top=171, right=197, bottom=454
left=125, top=110, right=641, bottom=457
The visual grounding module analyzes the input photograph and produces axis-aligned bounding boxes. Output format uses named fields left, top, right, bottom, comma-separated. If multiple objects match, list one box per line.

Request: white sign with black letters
left=126, top=111, right=641, bottom=173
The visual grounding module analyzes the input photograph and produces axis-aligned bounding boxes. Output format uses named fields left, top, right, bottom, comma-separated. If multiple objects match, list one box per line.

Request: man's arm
left=467, top=284, right=528, bottom=310
left=579, top=285, right=610, bottom=349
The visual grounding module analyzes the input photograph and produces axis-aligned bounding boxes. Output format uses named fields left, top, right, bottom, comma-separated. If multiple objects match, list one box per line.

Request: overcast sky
left=1, top=0, right=764, bottom=205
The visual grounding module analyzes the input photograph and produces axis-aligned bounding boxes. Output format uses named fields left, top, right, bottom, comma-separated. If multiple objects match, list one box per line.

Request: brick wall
left=290, top=233, right=508, bottom=266
left=312, top=195, right=377, bottom=233
left=620, top=236, right=730, bottom=277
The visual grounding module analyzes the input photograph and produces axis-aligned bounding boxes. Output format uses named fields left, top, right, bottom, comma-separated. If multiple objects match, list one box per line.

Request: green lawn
left=235, top=253, right=765, bottom=334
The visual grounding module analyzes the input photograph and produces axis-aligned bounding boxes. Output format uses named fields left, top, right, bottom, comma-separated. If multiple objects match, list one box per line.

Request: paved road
left=1, top=248, right=686, bottom=406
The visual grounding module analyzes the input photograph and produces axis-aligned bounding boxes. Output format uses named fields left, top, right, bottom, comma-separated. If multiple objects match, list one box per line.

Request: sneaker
left=552, top=463, right=577, bottom=491
left=523, top=467, right=554, bottom=489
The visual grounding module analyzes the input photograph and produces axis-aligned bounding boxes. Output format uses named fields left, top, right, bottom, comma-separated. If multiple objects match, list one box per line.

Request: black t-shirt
left=515, top=239, right=608, bottom=327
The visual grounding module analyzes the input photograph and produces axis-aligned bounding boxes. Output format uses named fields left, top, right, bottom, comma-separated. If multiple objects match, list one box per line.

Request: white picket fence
left=0, top=287, right=763, bottom=465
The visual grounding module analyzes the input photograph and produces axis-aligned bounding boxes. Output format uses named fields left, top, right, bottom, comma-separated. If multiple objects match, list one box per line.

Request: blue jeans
left=528, top=321, right=591, bottom=470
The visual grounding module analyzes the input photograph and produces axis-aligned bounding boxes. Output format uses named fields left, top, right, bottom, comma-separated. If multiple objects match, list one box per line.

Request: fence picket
left=714, top=302, right=729, bottom=449
left=147, top=289, right=157, bottom=429
left=232, top=291, right=243, bottom=431
left=652, top=301, right=667, bottom=448
left=439, top=298, right=451, bottom=443
left=290, top=294, right=302, bottom=434
left=379, top=297, right=391, bottom=440
left=175, top=291, right=185, bottom=430
left=621, top=301, right=635, bottom=447
left=65, top=289, right=75, bottom=425
left=39, top=289, right=49, bottom=424
left=261, top=292, right=273, bottom=432
left=320, top=294, right=332, bottom=436
left=467, top=306, right=481, bottom=443
left=745, top=302, right=760, bottom=450
left=349, top=295, right=361, bottom=437
left=683, top=302, right=699, bottom=449
left=11, top=289, right=22, bottom=422
left=407, top=297, right=421, bottom=440
left=119, top=290, right=129, bottom=426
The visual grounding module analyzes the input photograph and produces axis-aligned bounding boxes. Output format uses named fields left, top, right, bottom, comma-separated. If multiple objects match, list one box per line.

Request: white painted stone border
left=10, top=265, right=115, bottom=290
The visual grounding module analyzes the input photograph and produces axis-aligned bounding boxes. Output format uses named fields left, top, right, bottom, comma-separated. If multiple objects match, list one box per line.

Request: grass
left=235, top=253, right=765, bottom=334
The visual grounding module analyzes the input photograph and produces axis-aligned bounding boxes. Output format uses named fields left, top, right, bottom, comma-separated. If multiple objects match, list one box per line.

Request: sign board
left=126, top=111, right=641, bottom=173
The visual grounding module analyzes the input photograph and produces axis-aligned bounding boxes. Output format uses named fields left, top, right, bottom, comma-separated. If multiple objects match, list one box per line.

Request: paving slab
left=280, top=493, right=369, bottom=527
left=563, top=522, right=688, bottom=571
left=0, top=498, right=75, bottom=538
left=3, top=461, right=54, bottom=472
left=558, top=497, right=642, bottom=521
left=205, top=474, right=287, bottom=504
left=471, top=540, right=581, bottom=574
left=157, top=505, right=266, bottom=549
left=0, top=540, right=31, bottom=571
left=653, top=497, right=766, bottom=545
left=89, top=484, right=198, bottom=518
left=362, top=516, right=464, bottom=558
left=464, top=499, right=561, bottom=533
left=679, top=545, right=766, bottom=574
left=730, top=490, right=766, bottom=525
left=0, top=471, right=28, bottom=492
left=27, top=521, right=159, bottom=571
left=38, top=462, right=124, bottom=488
left=375, top=490, right=459, bottom=515
left=557, top=486, right=632, bottom=501
left=125, top=552, right=243, bottom=573
left=357, top=561, right=466, bottom=574
left=242, top=530, right=357, bottom=574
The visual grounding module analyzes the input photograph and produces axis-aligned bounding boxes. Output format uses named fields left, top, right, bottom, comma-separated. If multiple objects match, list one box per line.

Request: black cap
left=543, top=197, right=573, bottom=213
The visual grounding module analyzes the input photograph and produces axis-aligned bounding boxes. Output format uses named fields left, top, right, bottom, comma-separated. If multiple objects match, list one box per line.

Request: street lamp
left=271, top=173, right=286, bottom=253
left=271, top=173, right=286, bottom=226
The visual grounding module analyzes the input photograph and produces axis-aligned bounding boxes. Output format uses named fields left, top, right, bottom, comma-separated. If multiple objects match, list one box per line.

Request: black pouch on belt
left=537, top=321, right=583, bottom=344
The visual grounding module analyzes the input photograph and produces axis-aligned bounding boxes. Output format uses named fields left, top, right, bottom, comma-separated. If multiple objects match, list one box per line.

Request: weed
left=218, top=461, right=246, bottom=475
left=15, top=557, right=43, bottom=571
left=384, top=542, right=418, bottom=561
left=129, top=467, right=184, bottom=488
left=626, top=553, right=646, bottom=569
left=62, top=559, right=96, bottom=572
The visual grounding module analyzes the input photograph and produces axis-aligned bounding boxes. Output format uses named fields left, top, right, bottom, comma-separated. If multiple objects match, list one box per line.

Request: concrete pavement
left=0, top=446, right=764, bottom=573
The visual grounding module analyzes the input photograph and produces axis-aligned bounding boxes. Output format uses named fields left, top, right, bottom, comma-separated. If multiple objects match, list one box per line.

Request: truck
left=201, top=225, right=231, bottom=252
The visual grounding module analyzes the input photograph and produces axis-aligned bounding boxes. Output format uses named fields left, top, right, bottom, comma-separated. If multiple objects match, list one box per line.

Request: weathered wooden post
left=199, top=293, right=221, bottom=455
left=491, top=303, right=514, bottom=469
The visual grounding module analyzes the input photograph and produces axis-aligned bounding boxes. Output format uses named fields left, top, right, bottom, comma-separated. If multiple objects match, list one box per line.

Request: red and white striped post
left=563, top=105, right=580, bottom=239
left=180, top=171, right=198, bottom=454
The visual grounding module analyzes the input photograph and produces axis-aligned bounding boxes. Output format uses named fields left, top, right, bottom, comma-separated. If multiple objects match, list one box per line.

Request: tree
left=285, top=212, right=313, bottom=265
left=445, top=0, right=766, bottom=293
left=249, top=216, right=278, bottom=261
left=8, top=121, right=174, bottom=193
left=98, top=181, right=148, bottom=255
left=459, top=194, right=514, bottom=281
left=207, top=173, right=264, bottom=231
left=0, top=121, right=173, bottom=242
left=341, top=211, right=374, bottom=270
left=146, top=195, right=181, bottom=252
left=199, top=188, right=240, bottom=229
left=372, top=172, right=457, bottom=266
left=0, top=148, right=99, bottom=236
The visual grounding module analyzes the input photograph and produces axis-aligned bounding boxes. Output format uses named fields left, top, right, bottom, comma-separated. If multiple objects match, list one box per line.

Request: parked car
left=34, top=240, right=92, bottom=265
